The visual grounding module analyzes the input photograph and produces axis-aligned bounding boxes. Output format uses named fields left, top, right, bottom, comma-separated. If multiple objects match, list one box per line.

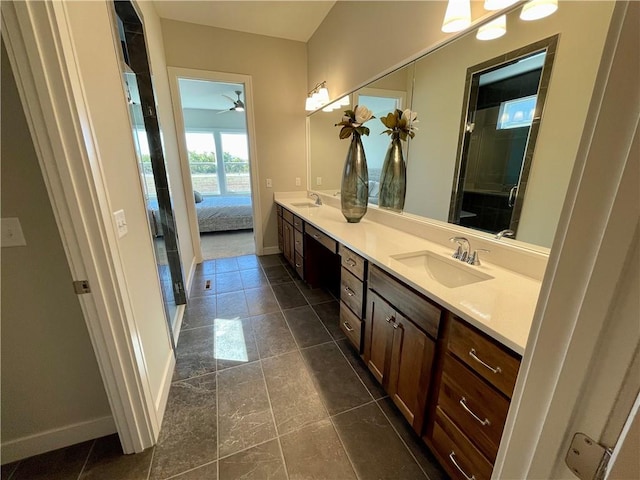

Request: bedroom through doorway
left=175, top=78, right=256, bottom=260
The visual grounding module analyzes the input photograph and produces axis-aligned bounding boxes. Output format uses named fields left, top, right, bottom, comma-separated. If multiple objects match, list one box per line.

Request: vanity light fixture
left=520, top=0, right=558, bottom=21
left=476, top=14, right=507, bottom=40
left=338, top=95, right=350, bottom=106
left=483, top=0, right=519, bottom=11
left=441, top=0, right=471, bottom=33
left=306, top=81, right=330, bottom=111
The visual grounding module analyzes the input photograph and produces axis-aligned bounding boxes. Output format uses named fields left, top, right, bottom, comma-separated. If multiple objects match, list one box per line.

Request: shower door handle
left=508, top=185, right=518, bottom=208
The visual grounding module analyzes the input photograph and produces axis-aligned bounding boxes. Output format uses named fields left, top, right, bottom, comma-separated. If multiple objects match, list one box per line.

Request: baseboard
left=261, top=246, right=281, bottom=256
left=154, top=350, right=176, bottom=434
left=173, top=304, right=185, bottom=341
left=186, top=256, right=197, bottom=293
left=1, top=415, right=116, bottom=464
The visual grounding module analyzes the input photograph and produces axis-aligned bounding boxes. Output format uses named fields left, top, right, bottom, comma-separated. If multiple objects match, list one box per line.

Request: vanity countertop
left=275, top=195, right=542, bottom=355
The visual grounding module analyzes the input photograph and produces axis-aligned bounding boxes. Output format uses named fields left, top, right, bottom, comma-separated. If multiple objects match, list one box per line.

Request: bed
left=148, top=195, right=253, bottom=236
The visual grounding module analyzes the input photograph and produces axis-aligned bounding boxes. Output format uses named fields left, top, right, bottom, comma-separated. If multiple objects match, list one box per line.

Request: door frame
left=1, top=0, right=159, bottom=453
left=494, top=2, right=639, bottom=477
left=167, top=67, right=263, bottom=262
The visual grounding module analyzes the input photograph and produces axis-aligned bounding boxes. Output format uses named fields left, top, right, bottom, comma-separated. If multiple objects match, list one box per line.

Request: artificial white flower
left=355, top=105, right=374, bottom=125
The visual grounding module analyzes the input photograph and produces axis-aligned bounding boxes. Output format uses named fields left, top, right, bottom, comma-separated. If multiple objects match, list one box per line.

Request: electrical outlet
left=295, top=177, right=301, bottom=186
left=266, top=178, right=273, bottom=188
left=114, top=209, right=128, bottom=238
left=316, top=177, right=323, bottom=186
left=1, top=218, right=27, bottom=247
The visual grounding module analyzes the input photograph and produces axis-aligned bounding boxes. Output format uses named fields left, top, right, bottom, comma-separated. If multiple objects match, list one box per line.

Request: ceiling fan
left=218, top=90, right=245, bottom=113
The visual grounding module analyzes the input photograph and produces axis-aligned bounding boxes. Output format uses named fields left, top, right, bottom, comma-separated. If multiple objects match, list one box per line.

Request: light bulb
left=442, top=0, right=471, bottom=33
left=520, top=0, right=558, bottom=21
left=305, top=96, right=316, bottom=111
left=484, top=0, right=518, bottom=11
left=317, top=86, right=330, bottom=104
left=476, top=15, right=507, bottom=40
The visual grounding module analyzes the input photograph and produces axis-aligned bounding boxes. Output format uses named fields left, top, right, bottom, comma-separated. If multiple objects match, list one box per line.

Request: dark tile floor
left=1, top=254, right=448, bottom=480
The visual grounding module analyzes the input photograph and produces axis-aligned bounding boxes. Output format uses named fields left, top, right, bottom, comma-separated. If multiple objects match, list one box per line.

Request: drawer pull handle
left=385, top=316, right=395, bottom=323
left=344, top=286, right=356, bottom=297
left=448, top=452, right=476, bottom=480
left=469, top=348, right=502, bottom=374
left=295, top=240, right=301, bottom=245
left=392, top=321, right=401, bottom=330
left=295, top=263, right=302, bottom=268
left=346, top=258, right=357, bottom=267
left=459, top=397, right=491, bottom=426
left=312, top=234, right=320, bottom=240
left=343, top=321, right=354, bottom=332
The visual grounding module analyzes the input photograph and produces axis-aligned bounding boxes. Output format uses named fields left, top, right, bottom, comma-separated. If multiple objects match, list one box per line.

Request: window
left=185, top=130, right=250, bottom=196
left=497, top=95, right=537, bottom=130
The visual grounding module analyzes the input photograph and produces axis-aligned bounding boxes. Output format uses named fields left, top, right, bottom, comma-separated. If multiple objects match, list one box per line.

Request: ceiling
left=153, top=1, right=336, bottom=42
left=178, top=78, right=244, bottom=111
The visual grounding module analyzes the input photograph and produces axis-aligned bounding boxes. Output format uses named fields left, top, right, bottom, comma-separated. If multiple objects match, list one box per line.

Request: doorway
left=449, top=37, right=558, bottom=237
left=170, top=73, right=260, bottom=261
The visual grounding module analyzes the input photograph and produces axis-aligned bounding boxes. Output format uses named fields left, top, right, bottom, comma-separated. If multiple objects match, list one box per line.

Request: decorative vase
left=341, top=133, right=369, bottom=223
left=378, top=133, right=406, bottom=212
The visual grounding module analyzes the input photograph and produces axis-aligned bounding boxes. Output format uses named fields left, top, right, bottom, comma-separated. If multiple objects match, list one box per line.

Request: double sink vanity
left=276, top=192, right=544, bottom=480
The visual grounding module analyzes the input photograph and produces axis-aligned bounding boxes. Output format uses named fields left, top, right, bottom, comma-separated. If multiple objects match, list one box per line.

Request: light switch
left=295, top=177, right=301, bottom=186
left=1, top=218, right=27, bottom=247
left=266, top=178, right=273, bottom=188
left=316, top=177, right=323, bottom=186
left=114, top=209, right=128, bottom=238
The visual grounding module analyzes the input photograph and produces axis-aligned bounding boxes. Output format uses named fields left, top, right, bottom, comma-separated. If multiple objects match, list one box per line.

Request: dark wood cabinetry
left=425, top=315, right=521, bottom=480
left=275, top=202, right=523, bottom=479
left=365, top=265, right=441, bottom=434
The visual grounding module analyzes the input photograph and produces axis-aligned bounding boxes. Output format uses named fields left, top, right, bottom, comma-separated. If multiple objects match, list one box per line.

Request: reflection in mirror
left=308, top=2, right=616, bottom=248
left=449, top=38, right=557, bottom=236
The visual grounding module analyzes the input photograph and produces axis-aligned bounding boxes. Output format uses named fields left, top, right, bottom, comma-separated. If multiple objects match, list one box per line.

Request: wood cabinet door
left=282, top=221, right=294, bottom=265
left=388, top=311, right=436, bottom=434
left=364, top=291, right=395, bottom=386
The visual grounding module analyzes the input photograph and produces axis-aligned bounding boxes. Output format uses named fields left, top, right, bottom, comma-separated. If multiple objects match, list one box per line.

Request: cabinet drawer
left=339, top=244, right=367, bottom=281
left=438, top=354, right=509, bottom=462
left=294, top=252, right=304, bottom=279
left=340, top=300, right=362, bottom=351
left=448, top=318, right=521, bottom=398
left=282, top=208, right=294, bottom=224
left=369, top=264, right=442, bottom=339
left=293, top=215, right=304, bottom=232
left=305, top=224, right=337, bottom=253
left=341, top=267, right=365, bottom=318
left=432, top=408, right=493, bottom=480
left=294, top=229, right=304, bottom=255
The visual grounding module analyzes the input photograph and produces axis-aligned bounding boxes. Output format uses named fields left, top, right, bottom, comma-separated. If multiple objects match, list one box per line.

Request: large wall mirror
left=308, top=2, right=615, bottom=248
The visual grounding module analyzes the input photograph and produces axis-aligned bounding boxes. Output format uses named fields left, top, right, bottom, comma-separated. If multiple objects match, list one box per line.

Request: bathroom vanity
left=276, top=194, right=542, bottom=480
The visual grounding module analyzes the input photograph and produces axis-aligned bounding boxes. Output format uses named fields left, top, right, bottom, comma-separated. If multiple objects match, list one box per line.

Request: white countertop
left=276, top=195, right=542, bottom=355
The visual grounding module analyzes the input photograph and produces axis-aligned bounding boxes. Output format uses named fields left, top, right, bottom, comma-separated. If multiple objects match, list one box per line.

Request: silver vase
left=378, top=134, right=406, bottom=212
left=341, top=133, right=369, bottom=223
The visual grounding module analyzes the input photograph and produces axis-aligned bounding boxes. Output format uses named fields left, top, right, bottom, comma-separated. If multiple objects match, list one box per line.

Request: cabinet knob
left=385, top=316, right=395, bottom=323
left=346, top=258, right=357, bottom=267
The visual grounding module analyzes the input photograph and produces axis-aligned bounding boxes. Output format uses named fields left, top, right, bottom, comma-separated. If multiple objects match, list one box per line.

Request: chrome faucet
left=309, top=193, right=322, bottom=206
left=495, top=229, right=515, bottom=240
left=467, top=248, right=490, bottom=266
left=450, top=237, right=470, bottom=262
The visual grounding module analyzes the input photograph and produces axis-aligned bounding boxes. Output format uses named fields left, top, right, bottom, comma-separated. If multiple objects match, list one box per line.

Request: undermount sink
left=391, top=250, right=493, bottom=288
left=290, top=201, right=320, bottom=208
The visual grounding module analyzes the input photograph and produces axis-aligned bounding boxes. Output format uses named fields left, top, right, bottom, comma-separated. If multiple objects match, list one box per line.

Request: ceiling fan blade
left=221, top=94, right=236, bottom=103
left=215, top=109, right=231, bottom=115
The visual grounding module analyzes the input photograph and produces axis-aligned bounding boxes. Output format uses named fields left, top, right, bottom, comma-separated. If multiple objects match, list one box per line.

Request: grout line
left=216, top=366, right=220, bottom=480
left=75, top=438, right=96, bottom=480
left=163, top=459, right=217, bottom=480
left=257, top=358, right=291, bottom=480
left=374, top=400, right=430, bottom=480
left=5, top=460, right=20, bottom=480
left=327, top=415, right=362, bottom=480
left=333, top=339, right=378, bottom=403
left=145, top=446, right=156, bottom=480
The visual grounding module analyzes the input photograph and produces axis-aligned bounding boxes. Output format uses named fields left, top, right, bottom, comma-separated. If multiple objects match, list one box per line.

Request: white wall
left=64, top=1, right=174, bottom=412
left=160, top=19, right=308, bottom=250
left=1, top=42, right=114, bottom=461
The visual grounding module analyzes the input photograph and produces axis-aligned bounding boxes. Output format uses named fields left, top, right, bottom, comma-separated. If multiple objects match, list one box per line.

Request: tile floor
left=1, top=254, right=448, bottom=480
